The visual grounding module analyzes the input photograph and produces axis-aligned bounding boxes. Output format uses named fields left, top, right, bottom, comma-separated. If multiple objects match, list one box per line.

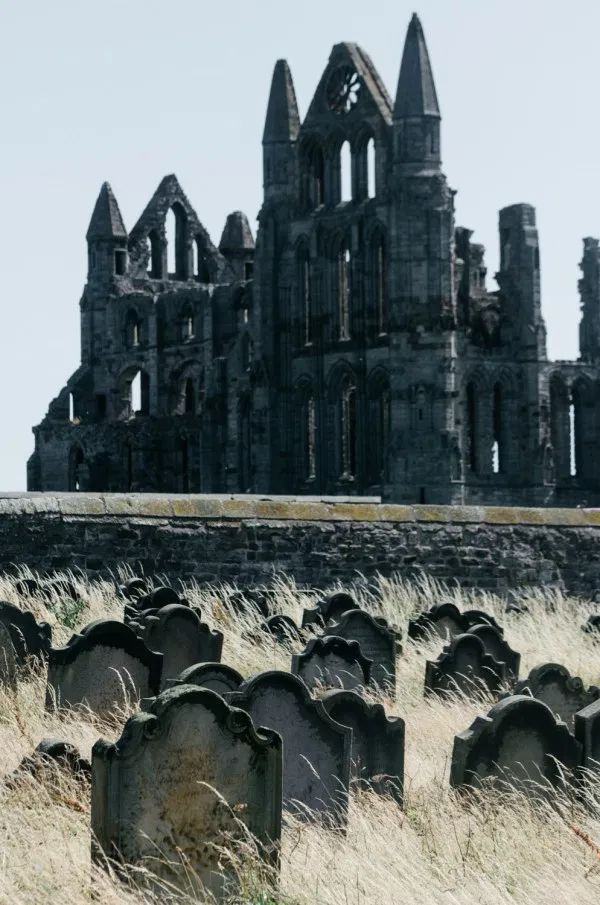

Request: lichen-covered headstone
left=468, top=623, right=520, bottom=680
left=575, top=699, right=600, bottom=769
left=168, top=662, right=244, bottom=696
left=140, top=604, right=224, bottom=687
left=408, top=602, right=468, bottom=641
left=514, top=663, right=600, bottom=730
left=291, top=636, right=371, bottom=691
left=321, top=689, right=404, bottom=804
left=46, top=620, right=162, bottom=718
left=451, top=695, right=581, bottom=792
left=327, top=610, right=396, bottom=690
left=229, top=671, right=351, bottom=824
left=92, top=686, right=282, bottom=901
left=425, top=633, right=507, bottom=697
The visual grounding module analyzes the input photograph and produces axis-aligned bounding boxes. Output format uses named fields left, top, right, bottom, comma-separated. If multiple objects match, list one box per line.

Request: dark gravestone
left=168, top=662, right=244, bottom=696
left=229, top=671, right=351, bottom=824
left=327, top=610, right=396, bottom=691
left=0, top=602, right=52, bottom=661
left=582, top=614, right=600, bottom=636
left=451, top=695, right=582, bottom=793
left=425, top=634, right=507, bottom=697
left=462, top=609, right=504, bottom=634
left=408, top=602, right=468, bottom=641
left=574, top=699, right=600, bottom=769
left=301, top=592, right=358, bottom=629
left=92, top=686, right=282, bottom=901
left=47, top=620, right=162, bottom=718
left=260, top=614, right=302, bottom=643
left=141, top=604, right=224, bottom=687
left=514, top=663, right=600, bottom=730
left=0, top=622, right=20, bottom=688
left=321, top=689, right=404, bottom=805
left=118, top=577, right=149, bottom=601
left=228, top=589, right=271, bottom=618
left=468, top=624, right=520, bottom=681
left=291, top=636, right=371, bottom=691
left=15, top=737, right=91, bottom=781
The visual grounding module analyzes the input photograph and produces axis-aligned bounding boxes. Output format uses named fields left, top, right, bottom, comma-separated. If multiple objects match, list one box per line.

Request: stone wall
left=1, top=493, right=600, bottom=594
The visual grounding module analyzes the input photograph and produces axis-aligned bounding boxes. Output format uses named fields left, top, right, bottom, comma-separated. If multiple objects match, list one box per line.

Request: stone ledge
left=0, top=493, right=598, bottom=528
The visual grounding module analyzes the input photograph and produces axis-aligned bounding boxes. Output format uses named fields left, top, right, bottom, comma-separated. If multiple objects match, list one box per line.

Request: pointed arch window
left=125, top=309, right=142, bottom=348
left=148, top=229, right=162, bottom=278
left=340, top=140, right=352, bottom=202
left=166, top=203, right=188, bottom=280
left=181, top=304, right=195, bottom=341
left=492, top=382, right=504, bottom=474
left=372, top=232, right=388, bottom=335
left=297, top=246, right=312, bottom=346
left=367, top=138, right=376, bottom=198
left=368, top=374, right=390, bottom=484
left=297, top=385, right=317, bottom=483
left=338, top=243, right=351, bottom=340
left=339, top=375, right=357, bottom=479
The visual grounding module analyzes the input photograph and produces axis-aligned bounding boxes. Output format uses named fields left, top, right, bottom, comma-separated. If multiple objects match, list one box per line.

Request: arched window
left=297, top=385, right=317, bottom=483
left=148, top=229, right=162, bottom=278
left=297, top=246, right=312, bottom=346
left=367, top=138, right=376, bottom=199
left=125, top=309, right=141, bottom=348
left=339, top=376, right=357, bottom=479
left=181, top=305, right=194, bottom=340
left=338, top=243, right=351, bottom=340
left=492, top=382, right=504, bottom=474
left=372, top=232, right=388, bottom=334
left=69, top=392, right=75, bottom=422
left=184, top=378, right=195, bottom=414
left=466, top=381, right=478, bottom=472
left=302, top=141, right=325, bottom=209
left=368, top=374, right=390, bottom=484
left=166, top=203, right=187, bottom=280
left=128, top=369, right=150, bottom=418
left=340, top=140, right=352, bottom=202
left=550, top=375, right=570, bottom=481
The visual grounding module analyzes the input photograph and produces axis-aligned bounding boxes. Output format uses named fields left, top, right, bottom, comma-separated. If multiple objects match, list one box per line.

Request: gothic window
left=550, top=375, right=570, bottom=481
left=166, top=202, right=187, bottom=280
left=466, top=381, right=478, bottom=472
left=372, top=232, right=388, bottom=334
left=302, top=141, right=325, bottom=209
left=114, top=249, right=127, bottom=276
left=181, top=305, right=194, bottom=340
left=129, top=369, right=150, bottom=417
left=326, top=65, right=361, bottom=115
left=492, top=382, right=504, bottom=474
left=195, top=237, right=212, bottom=282
left=339, top=376, right=357, bottom=479
left=297, top=246, right=312, bottom=346
left=180, top=437, right=190, bottom=492
left=125, top=309, right=142, bottom=348
left=297, top=385, right=317, bottom=483
left=367, top=138, right=376, bottom=198
left=340, top=140, right=352, bottom=202
left=368, top=373, right=390, bottom=484
left=148, top=229, right=162, bottom=278
left=184, top=378, right=195, bottom=414
left=338, top=243, right=351, bottom=340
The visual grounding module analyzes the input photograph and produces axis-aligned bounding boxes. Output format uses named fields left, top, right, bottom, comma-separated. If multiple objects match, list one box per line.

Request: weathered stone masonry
left=2, top=494, right=600, bottom=594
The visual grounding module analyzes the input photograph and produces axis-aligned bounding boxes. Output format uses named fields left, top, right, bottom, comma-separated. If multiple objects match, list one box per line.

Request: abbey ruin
left=28, top=14, right=600, bottom=505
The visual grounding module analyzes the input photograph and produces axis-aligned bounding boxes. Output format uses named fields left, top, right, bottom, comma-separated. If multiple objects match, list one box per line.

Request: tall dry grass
left=0, top=569, right=599, bottom=904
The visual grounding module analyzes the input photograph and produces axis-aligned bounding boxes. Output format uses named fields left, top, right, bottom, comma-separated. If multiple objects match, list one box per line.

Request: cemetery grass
left=0, top=572, right=599, bottom=904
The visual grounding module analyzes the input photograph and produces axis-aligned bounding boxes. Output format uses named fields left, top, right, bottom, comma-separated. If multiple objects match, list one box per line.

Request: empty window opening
left=182, top=309, right=194, bottom=340
left=244, top=261, right=254, bottom=280
left=130, top=370, right=150, bottom=417
left=492, top=383, right=504, bottom=474
left=569, top=399, right=576, bottom=477
left=191, top=240, right=198, bottom=278
left=340, top=141, right=352, bottom=202
left=126, top=310, right=141, bottom=348
left=239, top=399, right=252, bottom=492
left=466, top=382, right=477, bottom=472
left=69, top=392, right=75, bottom=422
left=419, top=487, right=426, bottom=504
left=131, top=371, right=142, bottom=414
left=166, top=208, right=176, bottom=276
left=148, top=230, right=162, bottom=278
left=166, top=204, right=187, bottom=279
left=370, top=383, right=390, bottom=484
left=340, top=379, right=357, bottom=478
left=367, top=139, right=376, bottom=199
left=339, top=245, right=351, bottom=340
left=114, top=249, right=127, bottom=276
left=309, top=145, right=325, bottom=207
left=184, top=378, right=195, bottom=414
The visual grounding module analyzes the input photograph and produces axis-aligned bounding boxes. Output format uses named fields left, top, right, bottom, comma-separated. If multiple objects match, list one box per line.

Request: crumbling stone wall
left=2, top=494, right=600, bottom=595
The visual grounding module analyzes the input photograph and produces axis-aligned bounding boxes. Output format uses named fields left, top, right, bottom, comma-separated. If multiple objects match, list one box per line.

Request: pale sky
left=2, top=0, right=599, bottom=490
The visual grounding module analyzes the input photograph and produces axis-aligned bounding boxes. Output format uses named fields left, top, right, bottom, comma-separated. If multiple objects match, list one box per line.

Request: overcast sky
left=1, top=0, right=599, bottom=491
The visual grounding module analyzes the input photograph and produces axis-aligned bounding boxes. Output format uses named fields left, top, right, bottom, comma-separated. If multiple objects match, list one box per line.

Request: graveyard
left=0, top=568, right=599, bottom=904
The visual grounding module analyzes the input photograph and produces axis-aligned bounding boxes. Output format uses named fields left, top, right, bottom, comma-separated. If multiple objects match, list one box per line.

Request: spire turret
left=219, top=211, right=255, bottom=281
left=86, top=182, right=127, bottom=241
left=262, top=59, right=300, bottom=144
left=86, top=182, right=128, bottom=281
left=393, top=14, right=441, bottom=169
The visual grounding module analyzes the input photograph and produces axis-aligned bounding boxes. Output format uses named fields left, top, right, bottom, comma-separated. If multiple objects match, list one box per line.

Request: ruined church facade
left=29, top=15, right=600, bottom=506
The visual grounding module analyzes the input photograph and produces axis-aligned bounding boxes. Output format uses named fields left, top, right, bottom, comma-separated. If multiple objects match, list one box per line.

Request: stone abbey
left=28, top=14, right=600, bottom=505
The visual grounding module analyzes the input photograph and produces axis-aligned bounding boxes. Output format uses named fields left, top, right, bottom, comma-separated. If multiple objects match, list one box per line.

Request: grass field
left=0, top=570, right=599, bottom=904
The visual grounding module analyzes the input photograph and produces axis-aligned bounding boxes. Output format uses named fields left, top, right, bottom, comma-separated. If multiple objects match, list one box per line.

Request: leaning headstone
left=291, top=636, right=371, bottom=691
left=167, top=663, right=244, bottom=696
left=0, top=602, right=52, bottom=661
left=92, top=686, right=282, bottom=901
left=321, top=689, right=404, bottom=805
left=514, top=663, right=600, bottom=730
left=301, top=592, right=358, bottom=629
left=468, top=624, right=520, bottom=680
left=574, top=699, right=600, bottom=769
left=425, top=634, right=507, bottom=697
left=140, top=604, right=224, bottom=687
left=229, top=671, right=351, bottom=824
left=408, top=602, right=468, bottom=641
left=327, top=610, right=396, bottom=690
left=451, top=695, right=582, bottom=792
left=46, top=620, right=162, bottom=718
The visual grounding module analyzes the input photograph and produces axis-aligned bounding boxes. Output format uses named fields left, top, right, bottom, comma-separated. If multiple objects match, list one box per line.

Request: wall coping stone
left=0, top=493, right=598, bottom=528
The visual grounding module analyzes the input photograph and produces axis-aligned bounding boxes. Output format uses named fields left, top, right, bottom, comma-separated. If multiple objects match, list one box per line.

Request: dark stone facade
left=2, top=494, right=600, bottom=595
left=28, top=15, right=600, bottom=506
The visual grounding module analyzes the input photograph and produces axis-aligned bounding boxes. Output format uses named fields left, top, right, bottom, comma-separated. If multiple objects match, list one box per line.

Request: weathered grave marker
left=468, top=623, right=520, bottom=680
left=451, top=695, right=582, bottom=792
left=0, top=602, right=52, bottom=661
left=425, top=633, right=507, bottom=697
left=327, top=610, right=396, bottom=690
left=260, top=614, right=302, bottom=643
left=321, top=689, right=404, bottom=805
left=301, top=591, right=358, bottom=628
left=514, top=663, right=600, bottom=730
left=291, top=636, right=371, bottom=691
left=574, top=699, right=600, bottom=769
left=92, top=686, right=282, bottom=901
left=229, top=671, right=351, bottom=823
left=408, top=602, right=468, bottom=641
left=47, top=620, right=162, bottom=718
left=140, top=604, right=224, bottom=687
left=168, top=662, right=244, bottom=696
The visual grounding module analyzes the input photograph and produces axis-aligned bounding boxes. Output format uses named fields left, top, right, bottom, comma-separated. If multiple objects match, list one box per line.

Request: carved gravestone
left=425, top=634, right=507, bottom=697
left=468, top=624, right=520, bottom=680
left=514, top=663, right=600, bottom=730
left=167, top=663, right=244, bottom=696
left=0, top=602, right=52, bottom=661
left=301, top=592, right=358, bottom=629
left=408, top=602, right=468, bottom=641
left=321, top=689, right=404, bottom=805
left=47, top=620, right=162, bottom=718
left=92, top=686, right=282, bottom=901
left=229, top=671, right=351, bottom=823
left=451, top=695, right=582, bottom=792
left=327, top=610, right=396, bottom=691
left=574, top=699, right=600, bottom=769
left=291, top=636, right=372, bottom=691
left=140, top=604, right=224, bottom=687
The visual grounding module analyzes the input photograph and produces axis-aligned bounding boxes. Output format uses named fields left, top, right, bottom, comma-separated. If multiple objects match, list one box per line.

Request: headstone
left=228, top=589, right=271, bottom=618
left=425, top=633, right=507, bottom=697
left=260, top=614, right=302, bottom=643
left=574, top=699, right=600, bottom=769
left=46, top=620, right=162, bottom=718
left=321, top=689, right=404, bottom=805
left=15, top=737, right=91, bottom=781
left=451, top=695, right=582, bottom=792
left=168, top=663, right=244, bottom=696
left=513, top=663, right=600, bottom=730
left=0, top=621, right=19, bottom=688
left=468, top=624, right=520, bottom=680
left=327, top=610, right=396, bottom=690
left=0, top=602, right=52, bottom=661
left=408, top=602, right=468, bottom=641
left=229, top=671, right=351, bottom=823
left=301, top=592, right=358, bottom=629
left=291, top=636, right=372, bottom=691
left=140, top=604, right=224, bottom=687
left=118, top=577, right=149, bottom=601
left=462, top=609, right=504, bottom=634
left=92, top=686, right=282, bottom=901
